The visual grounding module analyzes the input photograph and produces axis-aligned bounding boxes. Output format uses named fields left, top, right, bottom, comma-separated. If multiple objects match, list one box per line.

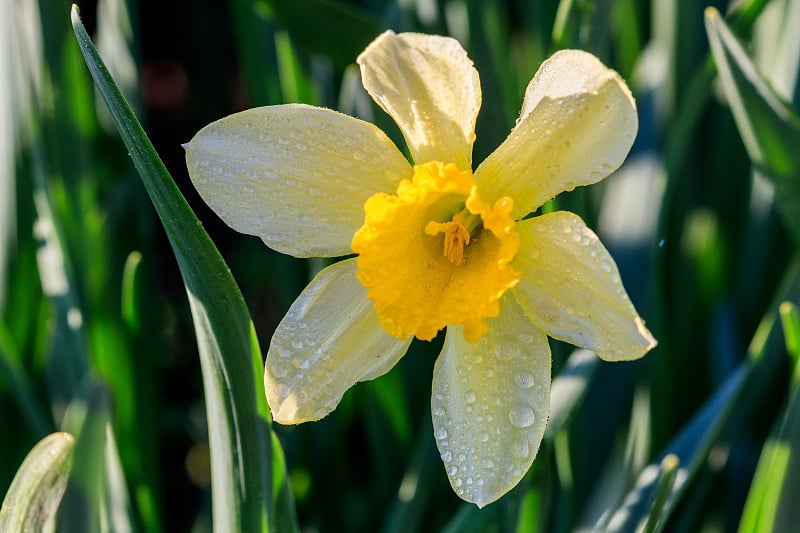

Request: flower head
left=184, top=31, right=656, bottom=507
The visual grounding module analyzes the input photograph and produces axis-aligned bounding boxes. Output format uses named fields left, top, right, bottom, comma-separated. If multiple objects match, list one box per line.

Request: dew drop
left=433, top=406, right=446, bottom=416
left=495, top=339, right=517, bottom=361
left=564, top=181, right=576, bottom=192
left=435, top=426, right=448, bottom=440
left=479, top=432, right=490, bottom=442
left=601, top=261, right=612, bottom=273
left=291, top=357, right=310, bottom=370
left=509, top=405, right=536, bottom=428
left=275, top=383, right=290, bottom=398
left=292, top=340, right=304, bottom=349
left=455, top=478, right=463, bottom=487
left=441, top=450, right=452, bottom=462
left=512, top=438, right=530, bottom=458
left=465, top=390, right=477, bottom=404
left=447, top=465, right=458, bottom=476
left=515, top=372, right=535, bottom=389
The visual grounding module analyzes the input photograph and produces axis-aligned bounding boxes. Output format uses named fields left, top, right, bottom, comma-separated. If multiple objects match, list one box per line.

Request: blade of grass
left=737, top=302, right=800, bottom=532
left=705, top=7, right=800, bottom=247
left=0, top=433, right=75, bottom=533
left=58, top=386, right=135, bottom=532
left=70, top=6, right=293, bottom=531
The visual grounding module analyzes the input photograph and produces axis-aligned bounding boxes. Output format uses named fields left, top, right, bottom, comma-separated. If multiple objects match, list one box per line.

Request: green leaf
left=70, top=6, right=294, bottom=531
left=0, top=433, right=75, bottom=533
left=738, top=303, right=800, bottom=532
left=705, top=7, right=800, bottom=247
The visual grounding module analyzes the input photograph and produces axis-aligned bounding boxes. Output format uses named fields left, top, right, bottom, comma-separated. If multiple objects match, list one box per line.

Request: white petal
left=265, top=259, right=412, bottom=423
left=185, top=104, right=411, bottom=258
left=475, top=50, right=637, bottom=218
left=358, top=32, right=480, bottom=170
left=512, top=212, right=656, bottom=361
left=431, top=295, right=551, bottom=507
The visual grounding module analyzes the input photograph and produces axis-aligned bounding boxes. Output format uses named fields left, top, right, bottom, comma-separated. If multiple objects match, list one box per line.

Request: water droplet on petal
left=275, top=383, right=290, bottom=398
left=435, top=426, right=448, bottom=440
left=512, top=438, right=530, bottom=458
left=495, top=339, right=517, bottom=361
left=515, top=372, right=535, bottom=389
left=465, top=390, right=476, bottom=404
left=509, top=405, right=536, bottom=428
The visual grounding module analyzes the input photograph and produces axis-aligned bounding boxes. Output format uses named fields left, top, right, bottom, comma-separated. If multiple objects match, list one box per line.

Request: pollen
left=425, top=214, right=474, bottom=265
left=351, top=161, right=520, bottom=343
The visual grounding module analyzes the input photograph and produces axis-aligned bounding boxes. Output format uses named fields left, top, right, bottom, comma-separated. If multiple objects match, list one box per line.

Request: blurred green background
left=2, top=0, right=800, bottom=531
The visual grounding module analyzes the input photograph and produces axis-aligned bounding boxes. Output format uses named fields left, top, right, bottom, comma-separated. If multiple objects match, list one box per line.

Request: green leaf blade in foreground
left=0, top=433, right=75, bottom=533
left=704, top=7, right=800, bottom=247
left=738, top=303, right=800, bottom=533
left=70, top=6, right=290, bottom=532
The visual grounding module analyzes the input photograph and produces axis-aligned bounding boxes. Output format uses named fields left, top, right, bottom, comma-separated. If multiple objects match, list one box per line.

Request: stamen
left=425, top=212, right=479, bottom=265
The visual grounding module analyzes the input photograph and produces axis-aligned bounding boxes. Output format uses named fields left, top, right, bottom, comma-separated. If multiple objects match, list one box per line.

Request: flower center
left=351, top=161, right=520, bottom=342
left=424, top=209, right=481, bottom=265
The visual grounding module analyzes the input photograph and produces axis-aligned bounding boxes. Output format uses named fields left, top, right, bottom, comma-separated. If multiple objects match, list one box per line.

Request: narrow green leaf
left=58, top=387, right=135, bottom=533
left=779, top=301, right=800, bottom=363
left=70, top=6, right=290, bottom=531
left=738, top=303, right=800, bottom=532
left=120, top=251, right=142, bottom=333
left=705, top=7, right=800, bottom=247
left=641, top=454, right=680, bottom=533
left=0, top=433, right=75, bottom=533
left=600, top=365, right=747, bottom=533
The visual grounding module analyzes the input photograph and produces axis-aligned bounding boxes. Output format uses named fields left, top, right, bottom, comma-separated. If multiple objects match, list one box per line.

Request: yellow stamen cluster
left=351, top=161, right=520, bottom=342
left=425, top=213, right=476, bottom=265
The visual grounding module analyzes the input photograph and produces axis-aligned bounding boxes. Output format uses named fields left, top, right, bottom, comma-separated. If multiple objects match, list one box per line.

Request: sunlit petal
left=265, top=259, right=412, bottom=423
left=512, top=212, right=656, bottom=361
left=358, top=32, right=480, bottom=170
left=185, top=104, right=411, bottom=258
left=431, top=295, right=550, bottom=507
left=475, top=50, right=637, bottom=218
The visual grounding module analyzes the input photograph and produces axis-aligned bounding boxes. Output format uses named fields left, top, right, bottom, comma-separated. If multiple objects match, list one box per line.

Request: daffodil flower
left=184, top=31, right=656, bottom=507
